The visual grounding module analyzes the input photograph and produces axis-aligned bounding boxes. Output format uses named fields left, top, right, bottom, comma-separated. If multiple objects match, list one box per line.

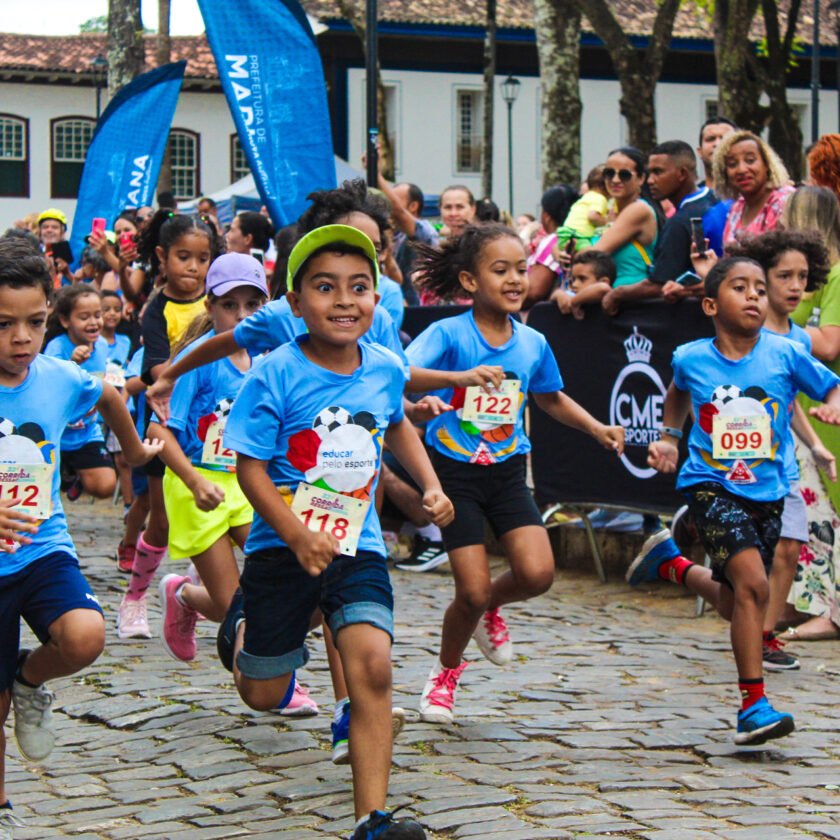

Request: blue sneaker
left=332, top=700, right=350, bottom=765
left=735, top=696, right=795, bottom=745
left=625, top=529, right=680, bottom=586
left=348, top=807, right=426, bottom=839
left=216, top=588, right=244, bottom=672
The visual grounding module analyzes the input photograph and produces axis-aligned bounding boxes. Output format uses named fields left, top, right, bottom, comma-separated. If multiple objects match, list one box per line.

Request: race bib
left=290, top=483, right=370, bottom=557
left=462, top=379, right=521, bottom=425
left=104, top=362, right=126, bottom=389
left=201, top=421, right=236, bottom=470
left=712, top=414, right=771, bottom=460
left=0, top=464, right=54, bottom=519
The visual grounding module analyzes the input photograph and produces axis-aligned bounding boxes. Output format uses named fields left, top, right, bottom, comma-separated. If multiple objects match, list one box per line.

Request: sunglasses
left=603, top=168, right=635, bottom=182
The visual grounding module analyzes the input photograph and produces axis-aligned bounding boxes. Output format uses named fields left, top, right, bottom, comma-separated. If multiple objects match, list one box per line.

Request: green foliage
left=755, top=35, right=805, bottom=67
left=79, top=15, right=108, bottom=33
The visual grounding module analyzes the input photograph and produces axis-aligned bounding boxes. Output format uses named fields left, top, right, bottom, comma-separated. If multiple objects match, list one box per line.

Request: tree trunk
left=533, top=0, right=582, bottom=190
left=107, top=0, right=145, bottom=98
left=156, top=0, right=173, bottom=194
left=617, top=72, right=657, bottom=152
left=481, top=0, right=497, bottom=200
left=336, top=0, right=394, bottom=180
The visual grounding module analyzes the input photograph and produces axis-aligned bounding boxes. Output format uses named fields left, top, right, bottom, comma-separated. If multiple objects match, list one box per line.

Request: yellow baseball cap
left=37, top=208, right=68, bottom=227
left=287, top=224, right=379, bottom=291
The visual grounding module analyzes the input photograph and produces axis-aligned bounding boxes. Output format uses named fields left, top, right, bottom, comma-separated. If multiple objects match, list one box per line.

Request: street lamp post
left=91, top=54, right=108, bottom=120
left=500, top=75, right=520, bottom=216
left=365, top=0, right=378, bottom=187
left=812, top=0, right=821, bottom=143
left=830, top=0, right=840, bottom=131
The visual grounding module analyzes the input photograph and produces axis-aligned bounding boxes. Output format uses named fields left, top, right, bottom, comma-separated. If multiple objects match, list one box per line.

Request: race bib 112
left=0, top=464, right=54, bottom=519
left=201, top=421, right=236, bottom=470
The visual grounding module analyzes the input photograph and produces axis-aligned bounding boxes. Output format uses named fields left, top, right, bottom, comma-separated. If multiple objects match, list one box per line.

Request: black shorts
left=143, top=455, right=166, bottom=478
left=61, top=441, right=112, bottom=473
left=684, top=482, right=783, bottom=585
left=431, top=451, right=543, bottom=551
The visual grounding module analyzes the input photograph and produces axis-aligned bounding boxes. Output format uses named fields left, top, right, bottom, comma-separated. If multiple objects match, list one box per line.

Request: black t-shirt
left=650, top=189, right=719, bottom=285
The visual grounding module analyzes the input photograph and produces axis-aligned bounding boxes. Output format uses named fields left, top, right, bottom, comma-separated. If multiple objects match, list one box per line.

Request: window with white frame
left=230, top=134, right=249, bottom=182
left=455, top=89, right=483, bottom=174
left=169, top=129, right=200, bottom=200
left=0, top=114, right=28, bottom=197
left=51, top=117, right=95, bottom=198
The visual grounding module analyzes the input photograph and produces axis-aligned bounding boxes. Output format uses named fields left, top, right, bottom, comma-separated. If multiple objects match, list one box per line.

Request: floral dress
left=723, top=185, right=795, bottom=245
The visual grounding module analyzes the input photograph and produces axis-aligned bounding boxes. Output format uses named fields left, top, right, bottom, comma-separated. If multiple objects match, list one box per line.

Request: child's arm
left=407, top=365, right=505, bottom=394
left=587, top=210, right=608, bottom=227
left=147, top=421, right=226, bottom=511
left=96, top=383, right=164, bottom=466
left=809, top=384, right=840, bottom=426
left=647, top=381, right=691, bottom=473
left=125, top=375, right=146, bottom=398
left=550, top=288, right=575, bottom=315
left=532, top=391, right=625, bottom=454
left=0, top=498, right=39, bottom=551
left=384, top=417, right=455, bottom=527
left=70, top=344, right=93, bottom=365
left=404, top=395, right=453, bottom=425
left=146, top=331, right=239, bottom=422
left=791, top=401, right=837, bottom=481
left=570, top=282, right=612, bottom=319
left=236, top=455, right=339, bottom=576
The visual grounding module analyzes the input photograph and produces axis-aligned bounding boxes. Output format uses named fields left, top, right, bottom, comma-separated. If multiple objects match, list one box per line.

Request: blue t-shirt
left=232, top=296, right=407, bottom=367
left=43, top=334, right=109, bottom=450
left=379, top=276, right=405, bottom=330
left=405, top=310, right=564, bottom=464
left=164, top=331, right=249, bottom=471
left=673, top=331, right=840, bottom=501
left=0, top=355, right=103, bottom=575
left=125, top=346, right=145, bottom=435
left=224, top=337, right=407, bottom=557
left=105, top=334, right=132, bottom=367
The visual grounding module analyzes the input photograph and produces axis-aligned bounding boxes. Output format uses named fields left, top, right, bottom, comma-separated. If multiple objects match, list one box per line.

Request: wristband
left=660, top=425, right=683, bottom=440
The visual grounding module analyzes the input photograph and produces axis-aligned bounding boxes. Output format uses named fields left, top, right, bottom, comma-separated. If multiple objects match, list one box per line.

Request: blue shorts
left=0, top=551, right=104, bottom=690
left=131, top=468, right=148, bottom=497
left=237, top=548, right=393, bottom=680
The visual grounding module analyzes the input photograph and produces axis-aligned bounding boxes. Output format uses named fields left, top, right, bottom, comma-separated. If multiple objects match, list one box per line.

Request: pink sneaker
left=275, top=681, right=319, bottom=717
left=472, top=608, right=513, bottom=665
left=116, top=542, right=135, bottom=574
left=158, top=574, right=197, bottom=662
left=117, top=594, right=151, bottom=639
left=419, top=661, right=468, bottom=724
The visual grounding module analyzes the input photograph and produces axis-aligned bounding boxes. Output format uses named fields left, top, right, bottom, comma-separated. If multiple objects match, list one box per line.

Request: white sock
left=174, top=582, right=189, bottom=607
left=334, top=697, right=349, bottom=723
left=416, top=523, right=442, bottom=541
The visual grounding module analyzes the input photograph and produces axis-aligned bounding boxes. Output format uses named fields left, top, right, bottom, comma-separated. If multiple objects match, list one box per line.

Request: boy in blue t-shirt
left=0, top=237, right=162, bottom=827
left=627, top=256, right=840, bottom=746
left=219, top=225, right=451, bottom=839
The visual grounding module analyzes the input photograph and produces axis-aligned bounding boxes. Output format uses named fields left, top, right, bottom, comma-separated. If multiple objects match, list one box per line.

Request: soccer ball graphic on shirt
left=287, top=406, right=381, bottom=499
left=0, top=419, right=52, bottom=466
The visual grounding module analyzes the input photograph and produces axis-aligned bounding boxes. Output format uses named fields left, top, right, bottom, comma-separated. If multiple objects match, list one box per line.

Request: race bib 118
left=462, top=379, right=521, bottom=426
left=712, top=414, right=771, bottom=460
left=0, top=464, right=54, bottom=519
left=290, top=483, right=370, bottom=557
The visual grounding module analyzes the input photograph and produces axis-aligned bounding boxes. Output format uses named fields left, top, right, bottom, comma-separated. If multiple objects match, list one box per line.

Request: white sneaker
left=117, top=594, right=152, bottom=639
left=419, top=660, right=467, bottom=724
left=12, top=679, right=56, bottom=761
left=472, top=608, right=513, bottom=665
left=0, top=807, right=26, bottom=839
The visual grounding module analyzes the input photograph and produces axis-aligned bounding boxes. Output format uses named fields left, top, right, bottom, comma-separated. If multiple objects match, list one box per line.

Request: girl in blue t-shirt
left=407, top=223, right=625, bottom=724
left=147, top=253, right=268, bottom=666
left=43, top=285, right=117, bottom=501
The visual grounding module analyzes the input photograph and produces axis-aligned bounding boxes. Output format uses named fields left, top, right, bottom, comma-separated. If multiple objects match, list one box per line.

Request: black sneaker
left=217, top=588, right=244, bottom=672
left=348, top=808, right=426, bottom=839
left=763, top=634, right=800, bottom=671
left=395, top=537, right=448, bottom=572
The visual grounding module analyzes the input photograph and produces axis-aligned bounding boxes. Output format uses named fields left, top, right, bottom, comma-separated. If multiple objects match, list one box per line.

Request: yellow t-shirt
left=563, top=191, right=609, bottom=238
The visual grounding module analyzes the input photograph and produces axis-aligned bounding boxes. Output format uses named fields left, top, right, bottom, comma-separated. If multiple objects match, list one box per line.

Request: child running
left=628, top=256, right=840, bottom=745
left=117, top=212, right=217, bottom=640
left=218, top=225, right=453, bottom=838
left=43, top=286, right=117, bottom=501
left=147, top=253, right=267, bottom=662
left=0, top=237, right=162, bottom=833
left=406, top=223, right=624, bottom=723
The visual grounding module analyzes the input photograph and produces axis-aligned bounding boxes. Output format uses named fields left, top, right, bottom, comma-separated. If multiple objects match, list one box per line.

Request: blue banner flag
left=70, top=61, right=186, bottom=267
left=197, top=0, right=336, bottom=226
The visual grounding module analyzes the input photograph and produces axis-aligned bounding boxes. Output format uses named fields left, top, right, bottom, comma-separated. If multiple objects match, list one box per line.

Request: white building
left=1, top=1, right=837, bottom=229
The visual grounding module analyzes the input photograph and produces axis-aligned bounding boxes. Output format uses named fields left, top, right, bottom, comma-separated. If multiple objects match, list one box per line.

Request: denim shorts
left=0, top=551, right=104, bottom=690
left=780, top=483, right=808, bottom=543
left=237, top=547, right=393, bottom=680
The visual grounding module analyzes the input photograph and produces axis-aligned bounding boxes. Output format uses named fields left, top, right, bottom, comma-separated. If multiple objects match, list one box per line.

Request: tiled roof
left=0, top=0, right=833, bottom=80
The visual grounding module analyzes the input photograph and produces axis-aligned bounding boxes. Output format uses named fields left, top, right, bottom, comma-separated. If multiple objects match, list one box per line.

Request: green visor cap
left=287, top=224, right=380, bottom=290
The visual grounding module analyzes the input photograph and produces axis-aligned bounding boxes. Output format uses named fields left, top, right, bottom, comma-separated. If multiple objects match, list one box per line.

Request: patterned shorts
left=684, top=482, right=783, bottom=586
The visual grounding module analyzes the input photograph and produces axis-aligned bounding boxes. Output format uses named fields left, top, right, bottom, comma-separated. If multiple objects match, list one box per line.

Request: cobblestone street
left=7, top=499, right=840, bottom=839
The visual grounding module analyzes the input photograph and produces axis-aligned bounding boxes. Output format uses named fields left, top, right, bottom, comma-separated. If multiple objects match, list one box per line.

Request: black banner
left=527, top=300, right=714, bottom=513
left=402, top=305, right=472, bottom=340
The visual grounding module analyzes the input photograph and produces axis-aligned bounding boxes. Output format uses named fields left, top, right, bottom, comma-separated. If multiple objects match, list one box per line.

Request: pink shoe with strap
left=419, top=660, right=468, bottom=724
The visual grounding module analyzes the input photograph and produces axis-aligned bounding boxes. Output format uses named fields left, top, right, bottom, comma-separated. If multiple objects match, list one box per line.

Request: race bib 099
left=712, top=414, right=772, bottom=460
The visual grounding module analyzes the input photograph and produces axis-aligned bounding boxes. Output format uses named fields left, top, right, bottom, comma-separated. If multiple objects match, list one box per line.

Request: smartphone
left=675, top=270, right=702, bottom=287
left=91, top=217, right=107, bottom=237
left=564, top=236, right=577, bottom=255
left=50, top=240, right=73, bottom=264
left=689, top=217, right=705, bottom=255
left=249, top=248, right=265, bottom=265
left=119, top=231, right=135, bottom=251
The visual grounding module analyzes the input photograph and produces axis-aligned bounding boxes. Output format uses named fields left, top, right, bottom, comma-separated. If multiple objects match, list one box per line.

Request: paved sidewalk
left=7, top=499, right=840, bottom=839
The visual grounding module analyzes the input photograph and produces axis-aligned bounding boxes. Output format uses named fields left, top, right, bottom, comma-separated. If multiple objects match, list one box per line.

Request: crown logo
left=624, top=326, right=652, bottom=364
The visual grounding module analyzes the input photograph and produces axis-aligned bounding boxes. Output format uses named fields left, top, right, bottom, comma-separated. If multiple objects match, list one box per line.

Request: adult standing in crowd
left=526, top=184, right=578, bottom=307
left=439, top=185, right=476, bottom=240
left=696, top=117, right=736, bottom=188
left=715, top=130, right=793, bottom=244
left=784, top=184, right=840, bottom=641
left=806, top=133, right=840, bottom=199
left=224, top=211, right=273, bottom=257
left=37, top=208, right=73, bottom=286
left=592, top=147, right=659, bottom=313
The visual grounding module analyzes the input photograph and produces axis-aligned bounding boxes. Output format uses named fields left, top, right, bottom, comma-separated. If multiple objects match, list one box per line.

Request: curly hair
left=712, top=130, right=790, bottom=200
left=807, top=134, right=840, bottom=200
left=297, top=179, right=390, bottom=239
left=726, top=229, right=830, bottom=292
